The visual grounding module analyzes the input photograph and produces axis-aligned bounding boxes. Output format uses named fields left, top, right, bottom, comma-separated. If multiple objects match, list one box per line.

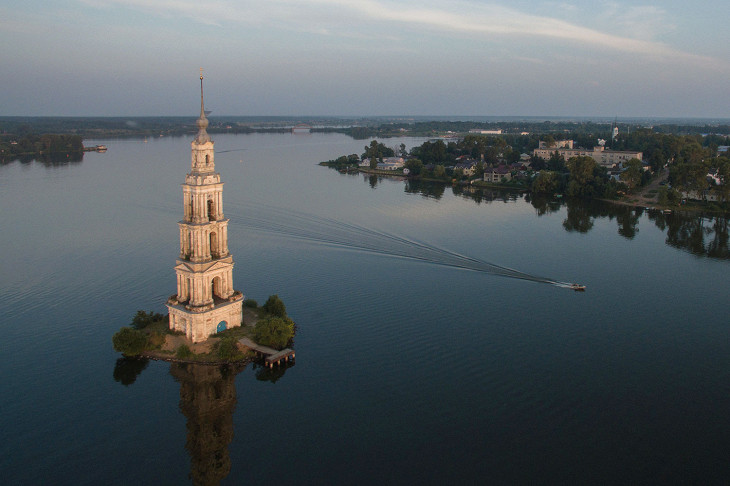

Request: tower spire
left=200, top=68, right=205, bottom=118
left=195, top=68, right=211, bottom=144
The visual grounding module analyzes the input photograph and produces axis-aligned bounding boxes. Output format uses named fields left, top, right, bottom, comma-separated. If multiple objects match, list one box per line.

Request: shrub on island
left=216, top=337, right=243, bottom=360
left=262, top=294, right=287, bottom=318
left=112, top=327, right=149, bottom=357
left=131, top=310, right=166, bottom=330
left=176, top=344, right=193, bottom=359
left=253, top=316, right=295, bottom=350
left=244, top=299, right=258, bottom=308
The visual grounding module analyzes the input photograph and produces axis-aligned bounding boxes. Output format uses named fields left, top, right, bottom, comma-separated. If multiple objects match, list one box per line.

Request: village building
left=469, top=129, right=503, bottom=135
left=682, top=190, right=721, bottom=202
left=360, top=156, right=405, bottom=170
left=533, top=140, right=642, bottom=168
left=538, top=140, right=574, bottom=149
left=484, top=165, right=512, bottom=183
left=166, top=75, right=244, bottom=343
left=707, top=169, right=722, bottom=186
left=454, top=157, right=479, bottom=176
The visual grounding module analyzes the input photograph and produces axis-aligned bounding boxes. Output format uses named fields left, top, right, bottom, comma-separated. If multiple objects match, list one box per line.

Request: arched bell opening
left=207, top=199, right=215, bottom=221
left=212, top=276, right=223, bottom=300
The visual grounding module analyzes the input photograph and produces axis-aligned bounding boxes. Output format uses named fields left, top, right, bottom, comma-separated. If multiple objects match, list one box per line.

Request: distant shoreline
left=3, top=116, right=730, bottom=140
left=357, top=167, right=729, bottom=215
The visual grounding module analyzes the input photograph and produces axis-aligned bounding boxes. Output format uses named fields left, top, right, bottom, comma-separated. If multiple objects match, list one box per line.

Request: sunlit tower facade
left=166, top=73, right=243, bottom=342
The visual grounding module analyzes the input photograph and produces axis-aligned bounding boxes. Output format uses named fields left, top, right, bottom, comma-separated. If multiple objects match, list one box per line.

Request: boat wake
left=230, top=202, right=581, bottom=289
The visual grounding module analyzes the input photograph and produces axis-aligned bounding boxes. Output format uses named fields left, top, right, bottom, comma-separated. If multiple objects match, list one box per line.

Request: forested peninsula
left=0, top=133, right=84, bottom=163
left=321, top=129, right=730, bottom=212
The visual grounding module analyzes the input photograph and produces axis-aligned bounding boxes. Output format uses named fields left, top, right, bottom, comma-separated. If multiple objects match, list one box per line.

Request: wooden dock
left=239, top=337, right=295, bottom=368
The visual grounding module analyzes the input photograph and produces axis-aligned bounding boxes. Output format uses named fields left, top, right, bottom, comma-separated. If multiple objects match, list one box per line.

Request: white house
left=362, top=157, right=405, bottom=170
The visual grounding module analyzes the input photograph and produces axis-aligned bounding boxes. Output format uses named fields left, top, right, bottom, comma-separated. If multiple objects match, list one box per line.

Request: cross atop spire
left=195, top=69, right=211, bottom=144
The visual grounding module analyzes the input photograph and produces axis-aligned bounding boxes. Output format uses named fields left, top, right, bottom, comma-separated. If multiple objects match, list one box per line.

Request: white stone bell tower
left=167, top=73, right=243, bottom=343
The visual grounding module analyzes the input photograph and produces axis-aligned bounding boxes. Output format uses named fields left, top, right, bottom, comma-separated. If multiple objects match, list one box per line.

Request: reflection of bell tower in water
left=167, top=73, right=243, bottom=342
left=170, top=363, right=242, bottom=486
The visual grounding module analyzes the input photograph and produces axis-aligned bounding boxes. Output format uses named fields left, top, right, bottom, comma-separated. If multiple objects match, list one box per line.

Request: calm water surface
left=1, top=133, right=729, bottom=484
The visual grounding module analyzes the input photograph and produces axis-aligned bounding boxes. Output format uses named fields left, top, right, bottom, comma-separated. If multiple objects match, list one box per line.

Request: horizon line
left=3, top=114, right=730, bottom=122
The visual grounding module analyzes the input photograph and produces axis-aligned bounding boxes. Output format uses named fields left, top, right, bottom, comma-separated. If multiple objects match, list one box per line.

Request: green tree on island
left=566, top=156, right=607, bottom=198
left=548, top=150, right=566, bottom=172
left=669, top=141, right=711, bottom=195
left=363, top=140, right=393, bottom=168
left=112, top=327, right=148, bottom=357
left=405, top=158, right=423, bottom=175
left=263, top=294, right=287, bottom=318
left=130, top=310, right=165, bottom=330
left=657, top=186, right=681, bottom=206
left=254, top=317, right=295, bottom=350
left=532, top=170, right=561, bottom=194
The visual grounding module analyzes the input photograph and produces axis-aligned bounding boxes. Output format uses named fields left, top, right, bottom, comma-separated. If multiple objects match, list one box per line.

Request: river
left=1, top=132, right=728, bottom=484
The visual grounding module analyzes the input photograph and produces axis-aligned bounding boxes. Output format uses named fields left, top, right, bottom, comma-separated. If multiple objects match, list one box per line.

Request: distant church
left=167, top=74, right=243, bottom=342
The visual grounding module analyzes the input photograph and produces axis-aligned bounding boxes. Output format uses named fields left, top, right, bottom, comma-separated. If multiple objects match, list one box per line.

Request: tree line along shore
left=0, top=133, right=84, bottom=161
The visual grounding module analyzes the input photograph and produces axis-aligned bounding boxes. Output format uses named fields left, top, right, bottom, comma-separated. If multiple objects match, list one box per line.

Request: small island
left=112, top=295, right=295, bottom=365
left=112, top=76, right=295, bottom=367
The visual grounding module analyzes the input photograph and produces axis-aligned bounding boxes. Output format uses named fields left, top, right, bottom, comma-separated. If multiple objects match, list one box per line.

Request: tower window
left=207, top=199, right=215, bottom=221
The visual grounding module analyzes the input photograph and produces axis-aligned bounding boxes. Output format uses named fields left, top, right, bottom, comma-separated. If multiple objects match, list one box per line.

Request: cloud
left=599, top=3, right=676, bottom=41
left=78, top=0, right=721, bottom=68
left=319, top=0, right=712, bottom=63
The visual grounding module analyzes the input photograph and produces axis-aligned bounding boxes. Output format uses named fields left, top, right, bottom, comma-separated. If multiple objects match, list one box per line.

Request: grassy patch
left=176, top=344, right=193, bottom=359
left=215, top=326, right=252, bottom=341
left=147, top=332, right=166, bottom=350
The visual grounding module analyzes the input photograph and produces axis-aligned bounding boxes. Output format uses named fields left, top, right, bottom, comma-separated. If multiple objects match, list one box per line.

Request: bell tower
left=167, top=72, right=243, bottom=343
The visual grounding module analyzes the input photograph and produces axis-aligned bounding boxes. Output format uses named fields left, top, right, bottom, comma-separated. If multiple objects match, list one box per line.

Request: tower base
left=167, top=298, right=243, bottom=343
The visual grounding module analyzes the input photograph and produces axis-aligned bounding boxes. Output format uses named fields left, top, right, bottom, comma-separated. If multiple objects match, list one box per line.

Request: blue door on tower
left=217, top=321, right=227, bottom=333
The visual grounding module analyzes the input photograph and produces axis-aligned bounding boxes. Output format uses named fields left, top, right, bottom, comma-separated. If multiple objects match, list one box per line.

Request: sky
left=2, top=0, right=729, bottom=117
